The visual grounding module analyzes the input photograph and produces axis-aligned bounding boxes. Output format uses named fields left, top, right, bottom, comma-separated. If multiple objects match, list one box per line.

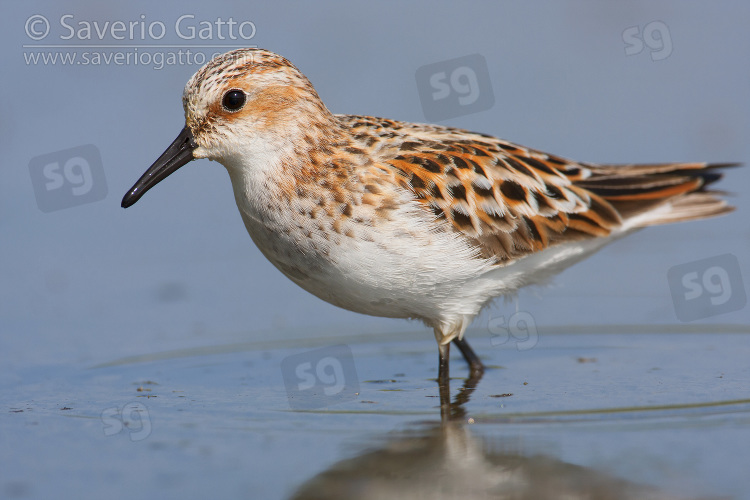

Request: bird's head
left=122, top=48, right=330, bottom=208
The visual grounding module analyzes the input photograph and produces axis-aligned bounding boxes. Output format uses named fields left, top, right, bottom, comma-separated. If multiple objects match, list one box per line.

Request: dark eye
left=222, top=89, right=246, bottom=111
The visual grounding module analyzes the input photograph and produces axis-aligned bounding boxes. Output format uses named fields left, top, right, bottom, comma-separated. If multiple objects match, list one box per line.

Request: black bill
left=121, top=126, right=198, bottom=208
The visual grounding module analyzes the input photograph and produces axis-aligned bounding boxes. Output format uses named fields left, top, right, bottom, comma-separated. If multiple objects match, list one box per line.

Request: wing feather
left=339, top=115, right=736, bottom=262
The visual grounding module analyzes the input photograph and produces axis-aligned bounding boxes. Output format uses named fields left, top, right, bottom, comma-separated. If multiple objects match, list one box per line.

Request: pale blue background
left=2, top=2, right=749, bottom=499
left=3, top=1, right=748, bottom=367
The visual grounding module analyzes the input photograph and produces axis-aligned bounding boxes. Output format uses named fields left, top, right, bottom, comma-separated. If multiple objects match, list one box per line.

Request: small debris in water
left=577, top=357, right=597, bottom=363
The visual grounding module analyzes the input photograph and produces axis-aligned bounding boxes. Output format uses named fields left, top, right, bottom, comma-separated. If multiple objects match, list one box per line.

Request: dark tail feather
left=574, top=162, right=739, bottom=226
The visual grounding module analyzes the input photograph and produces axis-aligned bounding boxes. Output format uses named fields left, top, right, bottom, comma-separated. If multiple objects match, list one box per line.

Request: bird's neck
left=223, top=112, right=355, bottom=221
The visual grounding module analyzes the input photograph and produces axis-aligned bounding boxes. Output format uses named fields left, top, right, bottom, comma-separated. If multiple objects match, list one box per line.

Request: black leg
left=438, top=342, right=451, bottom=419
left=452, top=337, right=485, bottom=376
left=437, top=338, right=487, bottom=421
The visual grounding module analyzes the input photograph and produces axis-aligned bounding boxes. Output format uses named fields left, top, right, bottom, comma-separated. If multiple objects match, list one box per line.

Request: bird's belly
left=237, top=208, right=493, bottom=321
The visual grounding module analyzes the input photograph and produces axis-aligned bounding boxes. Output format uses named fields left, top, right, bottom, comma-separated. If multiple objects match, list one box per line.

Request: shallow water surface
left=2, top=328, right=750, bottom=499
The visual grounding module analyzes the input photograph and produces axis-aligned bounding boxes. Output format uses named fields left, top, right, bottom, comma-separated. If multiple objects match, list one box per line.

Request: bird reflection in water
left=290, top=374, right=710, bottom=500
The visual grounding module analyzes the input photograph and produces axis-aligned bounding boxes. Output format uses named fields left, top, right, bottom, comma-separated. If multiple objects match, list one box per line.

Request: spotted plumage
left=336, top=115, right=733, bottom=262
left=122, top=48, right=737, bottom=385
